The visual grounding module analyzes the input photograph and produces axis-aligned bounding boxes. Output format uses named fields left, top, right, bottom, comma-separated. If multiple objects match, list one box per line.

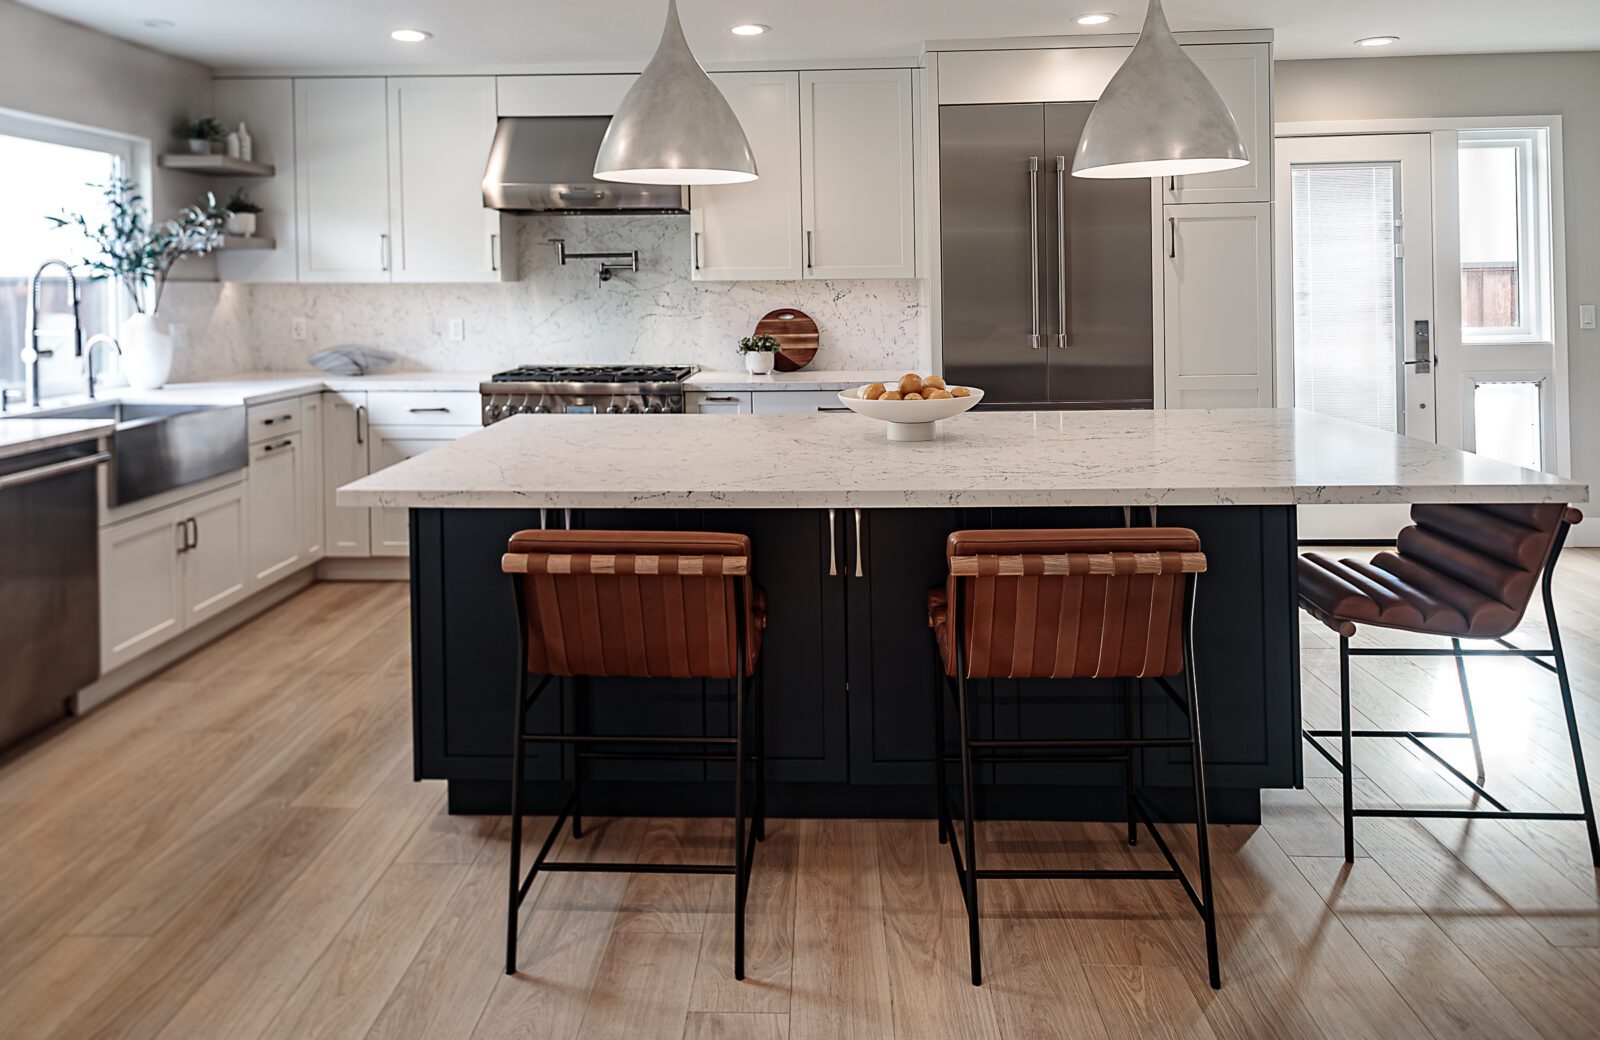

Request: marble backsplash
left=165, top=214, right=928, bottom=379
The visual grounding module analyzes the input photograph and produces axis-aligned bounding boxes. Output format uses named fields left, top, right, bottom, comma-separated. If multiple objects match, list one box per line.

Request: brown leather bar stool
left=1299, top=503, right=1599, bottom=867
left=927, top=528, right=1221, bottom=989
left=500, top=530, right=767, bottom=978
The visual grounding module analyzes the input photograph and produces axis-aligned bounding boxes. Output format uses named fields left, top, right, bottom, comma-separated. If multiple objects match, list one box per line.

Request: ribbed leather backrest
left=502, top=530, right=757, bottom=679
left=946, top=528, right=1204, bottom=680
left=1388, top=503, right=1579, bottom=637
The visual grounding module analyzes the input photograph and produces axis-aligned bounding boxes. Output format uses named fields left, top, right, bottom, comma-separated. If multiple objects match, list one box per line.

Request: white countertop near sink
left=337, top=407, right=1589, bottom=511
left=0, top=418, right=114, bottom=461
left=685, top=369, right=905, bottom=392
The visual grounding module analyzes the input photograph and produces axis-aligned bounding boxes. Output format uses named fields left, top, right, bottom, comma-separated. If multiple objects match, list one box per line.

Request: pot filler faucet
left=19, top=259, right=84, bottom=408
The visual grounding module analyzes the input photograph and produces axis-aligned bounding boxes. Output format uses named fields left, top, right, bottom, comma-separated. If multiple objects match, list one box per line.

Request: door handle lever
left=1406, top=320, right=1433, bottom=374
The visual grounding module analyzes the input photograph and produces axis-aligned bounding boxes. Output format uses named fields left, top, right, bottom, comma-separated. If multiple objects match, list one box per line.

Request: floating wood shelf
left=158, top=154, right=276, bottom=177
left=220, top=235, right=275, bottom=250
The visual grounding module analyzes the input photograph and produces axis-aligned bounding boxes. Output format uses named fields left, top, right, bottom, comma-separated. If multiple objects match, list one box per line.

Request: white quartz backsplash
left=162, top=215, right=928, bottom=379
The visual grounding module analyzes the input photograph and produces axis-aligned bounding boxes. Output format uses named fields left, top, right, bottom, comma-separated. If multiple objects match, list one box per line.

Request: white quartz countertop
left=0, top=418, right=113, bottom=461
left=686, top=369, right=904, bottom=392
left=336, top=407, right=1588, bottom=510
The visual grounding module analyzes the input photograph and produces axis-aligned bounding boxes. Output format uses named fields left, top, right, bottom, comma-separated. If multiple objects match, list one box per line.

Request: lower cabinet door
left=368, top=425, right=474, bottom=556
left=298, top=394, right=325, bottom=559
left=183, top=484, right=251, bottom=626
left=99, top=504, right=187, bottom=673
left=322, top=391, right=371, bottom=557
left=248, top=435, right=303, bottom=585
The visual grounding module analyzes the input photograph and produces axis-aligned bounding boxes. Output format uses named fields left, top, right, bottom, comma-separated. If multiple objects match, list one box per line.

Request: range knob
left=605, top=403, right=625, bottom=414
left=532, top=404, right=551, bottom=414
left=644, top=402, right=663, bottom=414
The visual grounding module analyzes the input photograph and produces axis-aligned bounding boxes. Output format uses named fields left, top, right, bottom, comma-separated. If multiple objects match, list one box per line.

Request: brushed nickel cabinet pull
left=1168, top=216, right=1177, bottom=260
left=853, top=508, right=864, bottom=578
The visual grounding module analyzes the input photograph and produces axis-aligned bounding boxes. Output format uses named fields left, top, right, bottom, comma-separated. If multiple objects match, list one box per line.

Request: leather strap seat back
left=502, top=530, right=761, bottom=679
left=930, top=528, right=1205, bottom=680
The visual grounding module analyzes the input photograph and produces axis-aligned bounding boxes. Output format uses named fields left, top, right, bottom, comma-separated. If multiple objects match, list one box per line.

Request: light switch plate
left=290, top=317, right=307, bottom=340
left=447, top=318, right=465, bottom=341
left=1581, top=304, right=1597, bottom=330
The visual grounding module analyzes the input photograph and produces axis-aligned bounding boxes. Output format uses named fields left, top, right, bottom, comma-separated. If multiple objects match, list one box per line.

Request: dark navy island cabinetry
left=410, top=503, right=1301, bottom=824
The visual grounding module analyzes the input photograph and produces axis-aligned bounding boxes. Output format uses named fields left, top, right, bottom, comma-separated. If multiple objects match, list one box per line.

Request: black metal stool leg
left=955, top=665, right=982, bottom=986
left=506, top=671, right=528, bottom=975
left=1339, top=635, right=1355, bottom=864
left=1181, top=590, right=1221, bottom=990
left=1450, top=638, right=1487, bottom=783
left=733, top=662, right=749, bottom=980
left=1544, top=575, right=1600, bottom=867
left=933, top=652, right=950, bottom=845
left=754, top=666, right=767, bottom=843
left=1124, top=677, right=1139, bottom=847
left=570, top=678, right=584, bottom=840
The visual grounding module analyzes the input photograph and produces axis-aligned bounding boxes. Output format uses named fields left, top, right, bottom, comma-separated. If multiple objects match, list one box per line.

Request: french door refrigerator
left=940, top=103, right=1153, bottom=409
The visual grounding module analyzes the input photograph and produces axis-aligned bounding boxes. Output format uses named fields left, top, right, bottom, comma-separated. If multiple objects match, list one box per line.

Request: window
left=1472, top=379, right=1543, bottom=471
left=0, top=112, right=135, bottom=398
left=1458, top=128, right=1552, bottom=344
left=1290, top=162, right=1403, bottom=433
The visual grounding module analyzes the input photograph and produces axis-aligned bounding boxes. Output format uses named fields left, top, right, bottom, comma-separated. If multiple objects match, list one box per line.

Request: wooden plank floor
left=1, top=555, right=1598, bottom=1040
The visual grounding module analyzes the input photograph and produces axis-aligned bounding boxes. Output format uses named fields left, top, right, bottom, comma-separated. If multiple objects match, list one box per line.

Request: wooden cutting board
left=754, top=308, right=819, bottom=372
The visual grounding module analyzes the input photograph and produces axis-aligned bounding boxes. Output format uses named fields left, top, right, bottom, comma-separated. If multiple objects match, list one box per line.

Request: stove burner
left=490, top=364, right=695, bottom=384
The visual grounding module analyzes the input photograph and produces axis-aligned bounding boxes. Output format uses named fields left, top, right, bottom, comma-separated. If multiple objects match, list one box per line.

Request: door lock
left=1404, top=320, right=1433, bottom=374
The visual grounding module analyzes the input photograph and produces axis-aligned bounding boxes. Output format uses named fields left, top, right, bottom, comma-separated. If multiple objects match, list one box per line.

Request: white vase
left=227, top=212, right=257, bottom=237
left=744, top=351, right=776, bottom=375
left=120, top=313, right=175, bottom=390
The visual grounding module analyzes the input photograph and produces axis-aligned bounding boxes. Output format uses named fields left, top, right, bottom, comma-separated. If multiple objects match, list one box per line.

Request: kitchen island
left=338, top=408, right=1586, bottom=822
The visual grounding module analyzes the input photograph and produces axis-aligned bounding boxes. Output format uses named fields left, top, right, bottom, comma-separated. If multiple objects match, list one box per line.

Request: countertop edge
left=0, top=420, right=114, bottom=461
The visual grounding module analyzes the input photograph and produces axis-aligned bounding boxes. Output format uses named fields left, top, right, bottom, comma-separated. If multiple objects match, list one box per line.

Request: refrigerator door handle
left=1055, top=155, right=1068, bottom=349
left=1027, top=156, right=1041, bottom=349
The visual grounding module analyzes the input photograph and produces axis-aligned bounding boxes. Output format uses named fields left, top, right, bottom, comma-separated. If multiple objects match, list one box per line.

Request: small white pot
left=120, top=313, right=175, bottom=390
left=186, top=138, right=211, bottom=154
left=743, top=350, right=776, bottom=375
left=226, top=212, right=257, bottom=237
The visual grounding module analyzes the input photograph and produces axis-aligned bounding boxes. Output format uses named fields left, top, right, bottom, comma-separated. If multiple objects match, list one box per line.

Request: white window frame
left=1457, top=127, right=1553, bottom=346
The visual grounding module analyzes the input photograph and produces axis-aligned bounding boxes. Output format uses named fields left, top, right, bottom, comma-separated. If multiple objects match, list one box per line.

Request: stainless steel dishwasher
left=0, top=439, right=107, bottom=750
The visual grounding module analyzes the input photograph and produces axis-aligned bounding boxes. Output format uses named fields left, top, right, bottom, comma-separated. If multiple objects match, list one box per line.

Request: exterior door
left=1276, top=134, right=1435, bottom=539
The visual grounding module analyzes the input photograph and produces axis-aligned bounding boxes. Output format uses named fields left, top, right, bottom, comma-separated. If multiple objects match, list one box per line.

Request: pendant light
left=1072, top=0, right=1248, bottom=179
left=594, top=0, right=758, bottom=185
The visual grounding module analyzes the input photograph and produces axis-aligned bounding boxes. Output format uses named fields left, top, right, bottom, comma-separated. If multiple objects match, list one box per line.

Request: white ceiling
left=18, top=0, right=1600, bottom=72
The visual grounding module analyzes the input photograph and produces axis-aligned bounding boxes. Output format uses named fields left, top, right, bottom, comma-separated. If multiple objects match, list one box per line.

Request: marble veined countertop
left=336, top=407, right=1588, bottom=510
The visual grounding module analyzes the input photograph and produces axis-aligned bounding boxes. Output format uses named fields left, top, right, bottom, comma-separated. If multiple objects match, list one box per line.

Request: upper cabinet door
left=295, top=78, right=391, bottom=282
left=1163, top=43, right=1271, bottom=205
left=1163, top=202, right=1273, bottom=408
left=387, top=77, right=507, bottom=283
left=800, top=70, right=916, bottom=280
left=690, top=72, right=803, bottom=281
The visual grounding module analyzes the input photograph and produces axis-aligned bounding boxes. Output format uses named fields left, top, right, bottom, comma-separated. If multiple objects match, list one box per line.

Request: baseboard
left=317, top=557, right=411, bottom=581
left=74, top=567, right=315, bottom=714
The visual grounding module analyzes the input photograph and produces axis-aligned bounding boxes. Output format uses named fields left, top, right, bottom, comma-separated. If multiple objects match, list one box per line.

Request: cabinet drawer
left=750, top=389, right=853, bottom=414
left=247, top=399, right=302, bottom=442
left=365, top=391, right=481, bottom=426
left=687, top=391, right=752, bottom=414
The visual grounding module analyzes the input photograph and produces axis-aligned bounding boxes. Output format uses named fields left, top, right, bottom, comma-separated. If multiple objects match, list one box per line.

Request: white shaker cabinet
left=1162, top=43, right=1272, bottom=205
left=1162, top=203, right=1273, bottom=408
left=686, top=391, right=753, bottom=414
left=295, top=78, right=392, bottom=282
left=98, top=505, right=187, bottom=672
left=299, top=394, right=325, bottom=559
left=247, top=434, right=304, bottom=585
left=387, top=77, right=509, bottom=282
left=322, top=391, right=371, bottom=556
left=367, top=426, right=474, bottom=556
left=800, top=69, right=916, bottom=279
left=690, top=72, right=804, bottom=281
left=182, top=484, right=252, bottom=627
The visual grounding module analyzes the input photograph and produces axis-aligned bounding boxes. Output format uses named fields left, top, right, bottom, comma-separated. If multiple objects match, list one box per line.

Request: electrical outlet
left=447, top=318, right=465, bottom=342
left=290, top=317, right=307, bottom=341
left=1581, top=304, right=1597, bottom=331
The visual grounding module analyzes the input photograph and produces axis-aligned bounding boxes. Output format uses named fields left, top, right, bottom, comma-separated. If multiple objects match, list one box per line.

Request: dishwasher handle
left=0, top=450, right=109, bottom=492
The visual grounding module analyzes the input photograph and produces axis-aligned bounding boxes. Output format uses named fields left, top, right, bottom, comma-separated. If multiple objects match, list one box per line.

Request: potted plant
left=48, top=179, right=230, bottom=389
left=225, top=188, right=262, bottom=237
left=183, top=117, right=225, bottom=154
left=739, top=333, right=780, bottom=375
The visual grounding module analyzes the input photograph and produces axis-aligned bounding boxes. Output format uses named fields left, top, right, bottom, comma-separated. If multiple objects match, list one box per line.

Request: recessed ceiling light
left=730, top=24, right=769, bottom=36
left=1355, top=36, right=1400, bottom=48
left=138, top=18, right=175, bottom=29
left=1073, top=13, right=1116, bottom=26
left=390, top=28, right=432, bottom=43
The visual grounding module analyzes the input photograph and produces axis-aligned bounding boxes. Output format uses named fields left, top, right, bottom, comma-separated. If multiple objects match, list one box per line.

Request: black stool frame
left=932, top=572, right=1221, bottom=989
left=1303, top=522, right=1600, bottom=867
left=505, top=576, right=767, bottom=977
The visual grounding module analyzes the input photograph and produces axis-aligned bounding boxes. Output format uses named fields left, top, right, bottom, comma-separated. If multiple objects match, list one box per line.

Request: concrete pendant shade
left=1072, top=0, right=1249, bottom=179
left=593, top=0, right=759, bottom=185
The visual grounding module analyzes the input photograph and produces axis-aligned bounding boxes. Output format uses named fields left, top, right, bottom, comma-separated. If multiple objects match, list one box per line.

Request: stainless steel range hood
left=482, top=116, right=688, bottom=213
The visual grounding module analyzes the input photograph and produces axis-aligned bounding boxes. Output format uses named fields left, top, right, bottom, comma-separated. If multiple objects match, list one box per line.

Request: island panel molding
left=338, top=407, right=1587, bottom=511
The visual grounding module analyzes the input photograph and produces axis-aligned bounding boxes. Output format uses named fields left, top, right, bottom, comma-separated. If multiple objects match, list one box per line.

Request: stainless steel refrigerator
left=940, top=103, right=1153, bottom=409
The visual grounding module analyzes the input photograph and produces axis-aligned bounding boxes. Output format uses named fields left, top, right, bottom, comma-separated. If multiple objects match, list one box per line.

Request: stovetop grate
left=489, top=364, right=695, bottom=384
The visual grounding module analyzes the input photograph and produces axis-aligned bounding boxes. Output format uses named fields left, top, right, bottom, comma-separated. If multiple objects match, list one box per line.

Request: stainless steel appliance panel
left=0, top=442, right=102, bottom=749
left=939, top=104, right=1051, bottom=409
left=1045, top=103, right=1154, bottom=408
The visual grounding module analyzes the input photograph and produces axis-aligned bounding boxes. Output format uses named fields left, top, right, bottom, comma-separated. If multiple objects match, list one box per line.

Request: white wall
left=1276, top=52, right=1600, bottom=529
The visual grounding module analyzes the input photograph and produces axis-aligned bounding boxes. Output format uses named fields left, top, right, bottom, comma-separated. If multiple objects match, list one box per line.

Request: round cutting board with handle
left=754, top=308, right=819, bottom=372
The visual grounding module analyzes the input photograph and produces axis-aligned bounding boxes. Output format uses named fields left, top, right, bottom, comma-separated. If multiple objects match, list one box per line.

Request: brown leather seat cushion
left=929, top=528, right=1202, bottom=680
left=1298, top=503, right=1580, bottom=639
left=505, top=529, right=763, bottom=678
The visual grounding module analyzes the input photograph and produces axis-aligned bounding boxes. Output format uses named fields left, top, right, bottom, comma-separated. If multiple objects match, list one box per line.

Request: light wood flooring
left=2, top=551, right=1599, bottom=1040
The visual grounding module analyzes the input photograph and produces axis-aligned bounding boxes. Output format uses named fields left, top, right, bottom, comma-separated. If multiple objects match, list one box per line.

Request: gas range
left=480, top=364, right=696, bottom=424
